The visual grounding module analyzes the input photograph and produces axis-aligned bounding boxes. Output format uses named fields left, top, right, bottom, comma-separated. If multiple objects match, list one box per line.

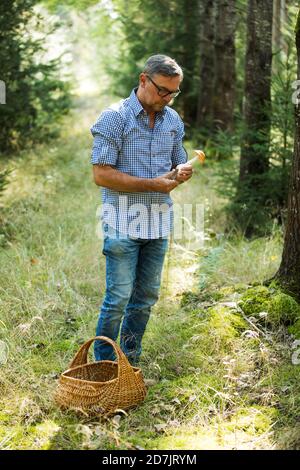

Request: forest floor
left=1, top=95, right=300, bottom=450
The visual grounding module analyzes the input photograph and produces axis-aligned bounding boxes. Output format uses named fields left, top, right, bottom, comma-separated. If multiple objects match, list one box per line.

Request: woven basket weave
left=54, top=336, right=147, bottom=416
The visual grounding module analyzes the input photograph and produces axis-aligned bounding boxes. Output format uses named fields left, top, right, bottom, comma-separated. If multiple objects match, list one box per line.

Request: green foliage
left=0, top=168, right=11, bottom=198
left=199, top=246, right=224, bottom=289
left=204, top=130, right=240, bottom=161
left=226, top=173, right=286, bottom=237
left=101, top=0, right=201, bottom=121
left=240, top=286, right=300, bottom=327
left=43, top=0, right=98, bottom=10
left=296, top=8, right=300, bottom=35
left=288, top=319, right=300, bottom=339
left=0, top=0, right=71, bottom=155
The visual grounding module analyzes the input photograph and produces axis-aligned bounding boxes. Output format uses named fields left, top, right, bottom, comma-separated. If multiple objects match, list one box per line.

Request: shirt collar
left=129, top=87, right=166, bottom=118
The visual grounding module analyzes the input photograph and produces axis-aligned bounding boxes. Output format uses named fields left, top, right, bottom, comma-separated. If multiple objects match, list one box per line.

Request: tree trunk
left=272, top=0, right=282, bottom=53
left=213, top=0, right=236, bottom=132
left=240, top=0, right=273, bottom=179
left=196, top=0, right=215, bottom=131
left=273, top=9, right=300, bottom=298
left=181, top=0, right=200, bottom=125
left=235, top=0, right=273, bottom=236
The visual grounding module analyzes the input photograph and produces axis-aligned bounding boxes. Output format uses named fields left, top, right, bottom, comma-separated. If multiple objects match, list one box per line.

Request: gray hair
left=143, top=54, right=183, bottom=79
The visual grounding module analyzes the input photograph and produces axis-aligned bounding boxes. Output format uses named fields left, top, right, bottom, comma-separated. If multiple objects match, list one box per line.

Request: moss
left=210, top=291, right=223, bottom=301
left=218, top=286, right=235, bottom=297
left=288, top=319, right=300, bottom=338
left=267, top=293, right=300, bottom=325
left=27, top=355, right=61, bottom=375
left=150, top=427, right=216, bottom=450
left=0, top=412, right=12, bottom=424
left=204, top=306, right=248, bottom=348
left=240, top=286, right=272, bottom=316
left=234, top=283, right=249, bottom=294
left=180, top=291, right=200, bottom=307
left=221, top=286, right=236, bottom=296
left=224, top=406, right=278, bottom=436
left=51, top=339, right=76, bottom=353
left=240, top=286, right=300, bottom=327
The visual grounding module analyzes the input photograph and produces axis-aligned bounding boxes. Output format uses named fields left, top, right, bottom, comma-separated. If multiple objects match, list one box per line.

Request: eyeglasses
left=146, top=75, right=181, bottom=99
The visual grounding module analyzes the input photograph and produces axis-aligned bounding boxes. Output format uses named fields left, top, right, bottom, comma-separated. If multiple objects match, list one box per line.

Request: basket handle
left=68, top=336, right=135, bottom=380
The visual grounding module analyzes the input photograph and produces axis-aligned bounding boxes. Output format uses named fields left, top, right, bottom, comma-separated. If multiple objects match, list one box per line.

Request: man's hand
left=175, top=162, right=193, bottom=182
left=152, top=173, right=180, bottom=193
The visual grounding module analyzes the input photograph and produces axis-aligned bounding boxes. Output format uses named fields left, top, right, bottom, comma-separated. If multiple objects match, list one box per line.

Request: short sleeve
left=90, top=110, right=124, bottom=166
left=171, top=117, right=187, bottom=167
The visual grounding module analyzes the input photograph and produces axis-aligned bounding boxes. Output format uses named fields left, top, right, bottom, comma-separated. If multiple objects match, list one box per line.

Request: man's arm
left=92, top=165, right=179, bottom=193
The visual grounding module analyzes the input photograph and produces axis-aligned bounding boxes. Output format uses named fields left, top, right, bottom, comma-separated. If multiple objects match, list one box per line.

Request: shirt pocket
left=152, top=130, right=175, bottom=174
left=154, top=130, right=175, bottom=157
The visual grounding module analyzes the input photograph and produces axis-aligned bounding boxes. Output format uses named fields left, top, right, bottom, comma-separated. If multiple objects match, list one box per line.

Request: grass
left=1, top=98, right=300, bottom=450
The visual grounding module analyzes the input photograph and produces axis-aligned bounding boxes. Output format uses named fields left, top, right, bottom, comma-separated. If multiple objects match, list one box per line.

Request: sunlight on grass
left=150, top=405, right=277, bottom=450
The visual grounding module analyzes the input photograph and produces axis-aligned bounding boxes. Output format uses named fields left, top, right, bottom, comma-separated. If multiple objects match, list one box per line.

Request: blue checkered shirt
left=90, top=88, right=187, bottom=238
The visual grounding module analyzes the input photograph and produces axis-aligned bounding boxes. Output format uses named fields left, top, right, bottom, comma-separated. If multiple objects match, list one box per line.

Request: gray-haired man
left=90, top=54, right=193, bottom=364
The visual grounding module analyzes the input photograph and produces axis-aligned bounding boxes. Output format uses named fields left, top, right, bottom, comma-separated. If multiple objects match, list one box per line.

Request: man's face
left=139, top=73, right=182, bottom=112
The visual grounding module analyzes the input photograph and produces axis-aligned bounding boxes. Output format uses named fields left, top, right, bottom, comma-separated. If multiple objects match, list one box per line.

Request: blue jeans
left=94, top=229, right=168, bottom=365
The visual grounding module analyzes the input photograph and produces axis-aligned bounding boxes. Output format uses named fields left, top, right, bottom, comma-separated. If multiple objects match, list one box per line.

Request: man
left=90, top=54, right=193, bottom=365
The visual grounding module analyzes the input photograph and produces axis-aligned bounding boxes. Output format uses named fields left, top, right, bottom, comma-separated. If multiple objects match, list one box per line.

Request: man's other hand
left=175, top=162, right=193, bottom=182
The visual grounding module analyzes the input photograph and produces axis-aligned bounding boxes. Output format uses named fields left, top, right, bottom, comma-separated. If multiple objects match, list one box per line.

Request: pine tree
left=0, top=0, right=71, bottom=155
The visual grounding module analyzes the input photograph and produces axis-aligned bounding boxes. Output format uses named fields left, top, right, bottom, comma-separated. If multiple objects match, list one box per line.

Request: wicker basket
left=54, top=336, right=147, bottom=416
